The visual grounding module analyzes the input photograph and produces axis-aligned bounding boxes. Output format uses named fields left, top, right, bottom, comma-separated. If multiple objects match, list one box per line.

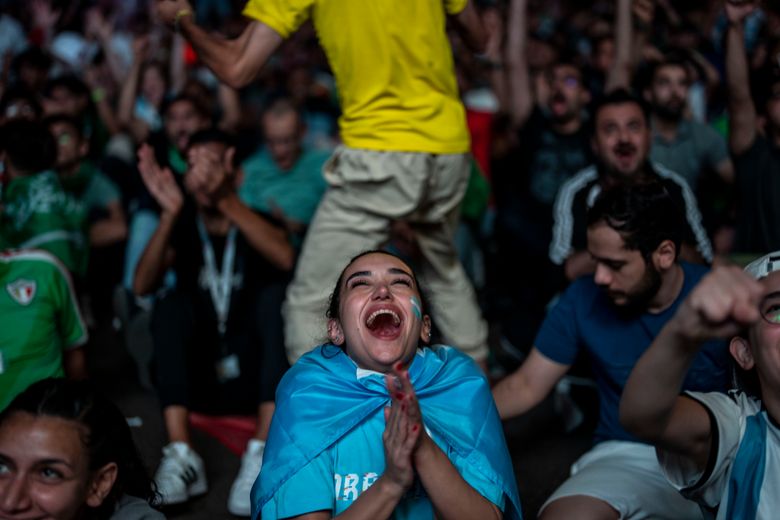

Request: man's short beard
left=614, top=261, right=662, bottom=316
left=653, top=102, right=684, bottom=122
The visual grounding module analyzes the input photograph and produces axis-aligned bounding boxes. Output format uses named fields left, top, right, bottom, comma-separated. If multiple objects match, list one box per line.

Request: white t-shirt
left=658, top=390, right=780, bottom=519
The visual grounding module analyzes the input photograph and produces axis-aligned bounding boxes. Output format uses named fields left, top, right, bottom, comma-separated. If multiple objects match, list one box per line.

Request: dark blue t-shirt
left=535, top=262, right=730, bottom=444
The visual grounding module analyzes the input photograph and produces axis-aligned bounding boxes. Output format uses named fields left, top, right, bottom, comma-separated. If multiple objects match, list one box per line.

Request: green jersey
left=0, top=249, right=87, bottom=410
left=0, top=171, right=88, bottom=276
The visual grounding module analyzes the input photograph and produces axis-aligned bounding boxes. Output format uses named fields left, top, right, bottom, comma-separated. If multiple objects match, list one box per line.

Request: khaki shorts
left=282, top=146, right=488, bottom=363
left=541, top=440, right=704, bottom=519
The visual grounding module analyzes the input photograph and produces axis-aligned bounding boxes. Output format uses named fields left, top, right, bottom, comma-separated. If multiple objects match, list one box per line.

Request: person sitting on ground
left=122, top=93, right=211, bottom=292
left=132, top=128, right=294, bottom=515
left=0, top=378, right=163, bottom=519
left=238, top=97, right=328, bottom=248
left=620, top=251, right=780, bottom=519
left=492, top=182, right=730, bottom=519
left=45, top=114, right=127, bottom=249
left=0, top=118, right=88, bottom=278
left=41, top=75, right=111, bottom=161
left=0, top=249, right=88, bottom=410
left=252, top=250, right=521, bottom=520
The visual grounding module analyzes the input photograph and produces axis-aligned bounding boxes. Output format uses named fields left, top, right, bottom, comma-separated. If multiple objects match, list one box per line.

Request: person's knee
left=539, top=495, right=619, bottom=520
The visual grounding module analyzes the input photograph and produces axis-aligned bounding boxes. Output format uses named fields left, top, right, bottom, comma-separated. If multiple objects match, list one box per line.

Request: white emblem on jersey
left=6, top=279, right=36, bottom=305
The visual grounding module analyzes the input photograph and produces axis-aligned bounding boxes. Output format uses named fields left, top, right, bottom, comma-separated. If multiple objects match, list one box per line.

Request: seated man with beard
left=492, top=182, right=730, bottom=519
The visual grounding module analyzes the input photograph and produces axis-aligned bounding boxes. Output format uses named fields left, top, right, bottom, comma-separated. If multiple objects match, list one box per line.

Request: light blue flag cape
left=725, top=411, right=767, bottom=520
left=251, top=343, right=522, bottom=519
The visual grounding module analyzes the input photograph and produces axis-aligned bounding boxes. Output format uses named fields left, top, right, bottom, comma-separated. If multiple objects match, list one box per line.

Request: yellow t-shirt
left=243, top=0, right=470, bottom=154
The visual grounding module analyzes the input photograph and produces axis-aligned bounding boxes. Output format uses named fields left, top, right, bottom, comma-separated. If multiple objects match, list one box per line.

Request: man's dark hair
left=590, top=88, right=651, bottom=133
left=160, top=93, right=211, bottom=121
left=187, top=127, right=237, bottom=150
left=586, top=181, right=684, bottom=261
left=648, top=51, right=691, bottom=85
left=187, top=128, right=237, bottom=169
left=43, top=74, right=90, bottom=100
left=12, top=46, right=52, bottom=74
left=546, top=59, right=585, bottom=88
left=0, top=119, right=57, bottom=174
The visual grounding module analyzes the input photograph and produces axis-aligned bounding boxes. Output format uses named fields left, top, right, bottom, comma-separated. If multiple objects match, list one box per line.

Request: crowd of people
left=1, top=0, right=780, bottom=518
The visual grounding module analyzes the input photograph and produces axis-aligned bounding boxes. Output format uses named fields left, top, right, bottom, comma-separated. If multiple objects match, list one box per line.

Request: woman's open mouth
left=365, top=307, right=403, bottom=339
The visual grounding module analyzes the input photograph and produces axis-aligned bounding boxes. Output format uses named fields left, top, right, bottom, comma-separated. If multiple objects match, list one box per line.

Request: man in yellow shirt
left=155, top=0, right=489, bottom=365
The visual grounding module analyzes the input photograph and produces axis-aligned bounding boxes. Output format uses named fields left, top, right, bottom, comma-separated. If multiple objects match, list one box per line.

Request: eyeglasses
left=547, top=73, right=581, bottom=88
left=760, top=293, right=780, bottom=325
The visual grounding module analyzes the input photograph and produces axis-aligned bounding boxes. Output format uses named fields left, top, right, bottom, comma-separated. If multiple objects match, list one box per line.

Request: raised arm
left=155, top=0, right=283, bottom=89
left=118, top=36, right=150, bottom=143
left=187, top=146, right=295, bottom=271
left=218, top=194, right=295, bottom=271
left=606, top=0, right=635, bottom=92
left=132, top=144, right=182, bottom=295
left=492, top=347, right=570, bottom=419
left=449, top=1, right=488, bottom=54
left=724, top=0, right=758, bottom=155
left=505, top=0, right=533, bottom=128
left=620, top=265, right=763, bottom=469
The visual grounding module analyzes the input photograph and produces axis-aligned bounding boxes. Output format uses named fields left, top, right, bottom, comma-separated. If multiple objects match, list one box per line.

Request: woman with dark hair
left=252, top=250, right=521, bottom=519
left=0, top=378, right=163, bottom=519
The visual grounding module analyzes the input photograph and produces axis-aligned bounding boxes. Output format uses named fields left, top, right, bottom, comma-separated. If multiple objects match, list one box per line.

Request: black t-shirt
left=169, top=202, right=290, bottom=301
left=493, top=108, right=592, bottom=258
left=733, top=135, right=780, bottom=254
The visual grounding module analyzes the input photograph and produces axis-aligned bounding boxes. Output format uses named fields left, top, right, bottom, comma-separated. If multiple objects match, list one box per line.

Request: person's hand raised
left=382, top=364, right=423, bottom=495
left=725, top=0, right=757, bottom=26
left=186, top=145, right=236, bottom=205
left=154, top=0, right=195, bottom=28
left=138, top=144, right=183, bottom=219
left=674, top=265, right=763, bottom=343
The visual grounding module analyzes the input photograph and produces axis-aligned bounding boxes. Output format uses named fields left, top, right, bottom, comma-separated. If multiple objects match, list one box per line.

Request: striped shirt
left=548, top=163, right=712, bottom=265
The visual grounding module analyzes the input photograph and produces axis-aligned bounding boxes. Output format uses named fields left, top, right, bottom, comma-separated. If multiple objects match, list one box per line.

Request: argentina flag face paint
left=410, top=296, right=422, bottom=320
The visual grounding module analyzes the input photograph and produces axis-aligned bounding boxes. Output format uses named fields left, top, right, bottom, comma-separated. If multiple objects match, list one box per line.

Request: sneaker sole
left=188, top=478, right=209, bottom=497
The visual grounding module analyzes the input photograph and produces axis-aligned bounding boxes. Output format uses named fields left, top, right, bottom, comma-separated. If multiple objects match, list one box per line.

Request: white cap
left=744, top=251, right=780, bottom=280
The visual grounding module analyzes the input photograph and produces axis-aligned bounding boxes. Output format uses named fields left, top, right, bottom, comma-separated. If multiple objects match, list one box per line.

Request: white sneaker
left=154, top=442, right=208, bottom=505
left=227, top=439, right=265, bottom=516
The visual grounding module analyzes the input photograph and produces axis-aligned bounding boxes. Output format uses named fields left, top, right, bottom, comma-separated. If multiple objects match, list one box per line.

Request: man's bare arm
left=449, top=1, right=488, bottom=54
left=725, top=0, right=758, bottom=155
left=156, top=0, right=283, bottom=89
left=492, top=348, right=570, bottom=419
left=505, top=0, right=533, bottom=128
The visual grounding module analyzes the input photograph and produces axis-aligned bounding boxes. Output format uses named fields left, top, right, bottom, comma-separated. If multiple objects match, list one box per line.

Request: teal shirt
left=60, top=162, right=121, bottom=216
left=239, top=147, right=328, bottom=228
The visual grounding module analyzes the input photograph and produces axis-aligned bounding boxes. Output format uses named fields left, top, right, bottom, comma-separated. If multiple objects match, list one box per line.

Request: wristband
left=174, top=8, right=193, bottom=33
left=91, top=87, right=106, bottom=104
